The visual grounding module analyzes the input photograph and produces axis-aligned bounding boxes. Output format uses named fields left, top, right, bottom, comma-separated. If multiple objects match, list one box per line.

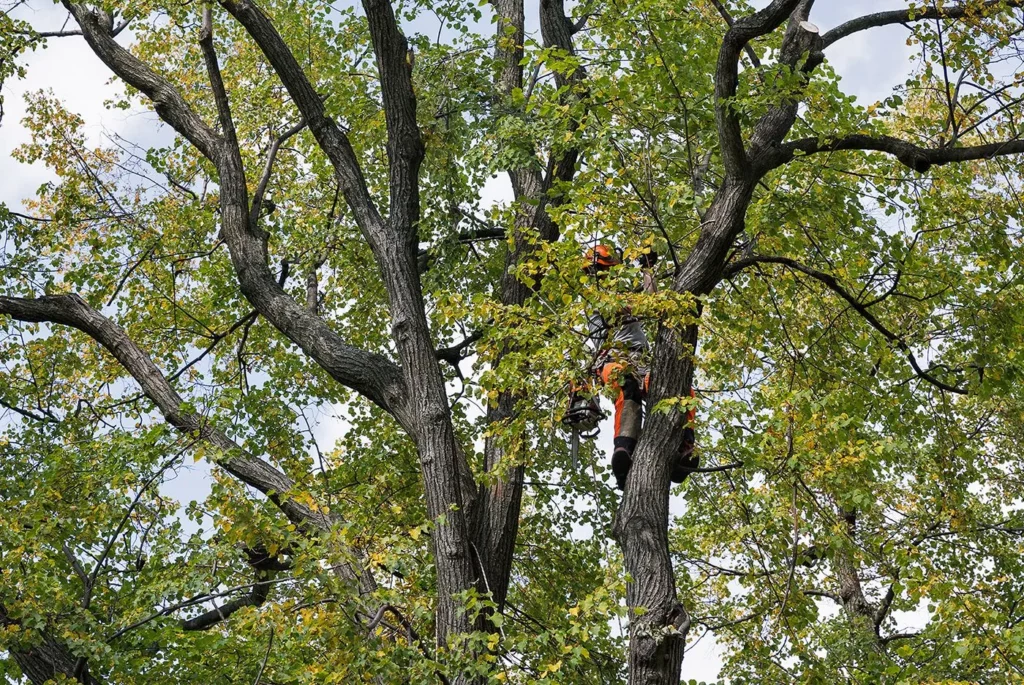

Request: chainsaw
left=561, top=391, right=605, bottom=470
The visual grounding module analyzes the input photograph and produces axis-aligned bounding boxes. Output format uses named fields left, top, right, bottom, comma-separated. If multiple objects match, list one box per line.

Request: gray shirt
left=587, top=311, right=650, bottom=357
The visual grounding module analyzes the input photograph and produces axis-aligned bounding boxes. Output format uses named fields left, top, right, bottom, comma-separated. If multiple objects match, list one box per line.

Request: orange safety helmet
left=583, top=244, right=620, bottom=273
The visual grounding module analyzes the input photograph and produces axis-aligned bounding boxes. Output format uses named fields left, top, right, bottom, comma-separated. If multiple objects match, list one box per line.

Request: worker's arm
left=639, top=251, right=658, bottom=294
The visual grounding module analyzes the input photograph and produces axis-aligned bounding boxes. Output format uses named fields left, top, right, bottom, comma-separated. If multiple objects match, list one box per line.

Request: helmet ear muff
left=584, top=244, right=621, bottom=273
left=637, top=250, right=658, bottom=268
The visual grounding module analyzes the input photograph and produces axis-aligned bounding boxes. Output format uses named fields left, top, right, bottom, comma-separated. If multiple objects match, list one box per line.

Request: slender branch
left=108, top=577, right=291, bottom=641
left=804, top=589, right=841, bottom=603
left=253, top=628, right=274, bottom=684
left=880, top=631, right=921, bottom=645
left=708, top=0, right=763, bottom=69
left=199, top=7, right=237, bottom=147
left=250, top=119, right=307, bottom=228
left=723, top=255, right=966, bottom=394
left=0, top=397, right=58, bottom=423
left=167, top=310, right=259, bottom=383
left=82, top=449, right=189, bottom=610
left=874, top=584, right=896, bottom=629
left=218, top=0, right=385, bottom=237
left=677, top=460, right=744, bottom=474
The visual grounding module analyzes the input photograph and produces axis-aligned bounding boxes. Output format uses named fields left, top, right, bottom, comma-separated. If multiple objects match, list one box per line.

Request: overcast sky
left=0, top=1, right=924, bottom=681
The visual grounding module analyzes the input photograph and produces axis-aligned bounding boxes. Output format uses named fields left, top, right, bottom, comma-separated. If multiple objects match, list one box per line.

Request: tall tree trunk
left=614, top=177, right=756, bottom=683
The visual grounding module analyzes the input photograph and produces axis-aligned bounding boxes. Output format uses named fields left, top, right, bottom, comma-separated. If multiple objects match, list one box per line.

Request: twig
left=253, top=627, right=274, bottom=684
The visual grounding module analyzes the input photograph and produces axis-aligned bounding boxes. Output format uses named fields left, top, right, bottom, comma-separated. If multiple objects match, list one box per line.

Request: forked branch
left=723, top=255, right=966, bottom=394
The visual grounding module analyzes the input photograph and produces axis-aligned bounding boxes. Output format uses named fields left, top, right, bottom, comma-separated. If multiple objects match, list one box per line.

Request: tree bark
left=1, top=603, right=102, bottom=685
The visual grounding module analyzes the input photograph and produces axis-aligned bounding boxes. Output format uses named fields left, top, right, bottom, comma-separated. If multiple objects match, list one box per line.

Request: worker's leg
left=600, top=363, right=644, bottom=489
left=670, top=393, right=698, bottom=483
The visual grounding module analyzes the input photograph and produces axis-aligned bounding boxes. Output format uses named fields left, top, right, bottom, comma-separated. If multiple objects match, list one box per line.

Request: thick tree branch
left=108, top=577, right=293, bottom=641
left=218, top=0, right=385, bottom=239
left=0, top=603, right=102, bottom=685
left=63, top=1, right=410, bottom=420
left=722, top=255, right=966, bottom=394
left=435, top=330, right=483, bottom=368
left=178, top=573, right=268, bottom=626
left=362, top=0, right=425, bottom=234
left=181, top=547, right=288, bottom=631
left=224, top=4, right=480, bottom=653
left=770, top=132, right=1024, bottom=174
left=0, top=293, right=376, bottom=593
left=747, top=12, right=823, bottom=158
left=822, top=0, right=1024, bottom=49
left=61, top=3, right=221, bottom=162
left=714, top=0, right=805, bottom=177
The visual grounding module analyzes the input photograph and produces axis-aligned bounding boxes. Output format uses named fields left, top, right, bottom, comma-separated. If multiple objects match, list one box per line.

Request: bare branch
left=880, top=631, right=922, bottom=645
left=769, top=132, right=1024, bottom=174
left=251, top=118, right=307, bottom=228
left=0, top=397, right=58, bottom=423
left=822, top=0, right=1024, bottom=49
left=804, top=589, right=841, bottom=603
left=874, top=584, right=897, bottom=629
left=722, top=255, right=967, bottom=394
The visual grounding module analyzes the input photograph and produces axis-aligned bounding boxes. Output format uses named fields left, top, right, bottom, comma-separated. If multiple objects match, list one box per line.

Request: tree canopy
left=4, top=0, right=1024, bottom=683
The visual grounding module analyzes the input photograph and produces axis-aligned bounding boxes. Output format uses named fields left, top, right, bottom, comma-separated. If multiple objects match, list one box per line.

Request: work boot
left=670, top=427, right=698, bottom=484
left=611, top=448, right=632, bottom=490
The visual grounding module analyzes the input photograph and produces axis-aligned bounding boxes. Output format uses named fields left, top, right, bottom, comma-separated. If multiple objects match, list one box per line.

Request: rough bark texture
left=0, top=603, right=102, bottom=685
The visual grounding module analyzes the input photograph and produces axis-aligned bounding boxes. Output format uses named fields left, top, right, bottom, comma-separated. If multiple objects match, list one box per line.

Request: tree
left=4, top=0, right=1024, bottom=682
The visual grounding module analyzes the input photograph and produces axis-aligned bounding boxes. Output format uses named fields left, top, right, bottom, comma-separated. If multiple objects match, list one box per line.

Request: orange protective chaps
left=597, top=361, right=697, bottom=489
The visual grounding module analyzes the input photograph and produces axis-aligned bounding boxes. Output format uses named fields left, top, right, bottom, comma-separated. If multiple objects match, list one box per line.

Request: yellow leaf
left=409, top=527, right=421, bottom=541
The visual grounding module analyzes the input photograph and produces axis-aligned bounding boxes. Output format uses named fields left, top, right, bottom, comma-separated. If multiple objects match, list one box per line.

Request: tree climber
left=564, top=244, right=698, bottom=490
